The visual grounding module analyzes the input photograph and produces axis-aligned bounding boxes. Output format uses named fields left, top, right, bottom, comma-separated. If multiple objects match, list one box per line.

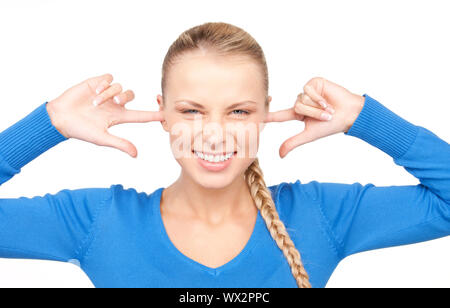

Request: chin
left=194, top=175, right=236, bottom=189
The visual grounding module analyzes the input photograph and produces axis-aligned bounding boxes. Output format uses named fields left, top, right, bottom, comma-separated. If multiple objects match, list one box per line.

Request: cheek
left=166, top=117, right=194, bottom=139
left=166, top=119, right=196, bottom=159
left=227, top=120, right=262, bottom=158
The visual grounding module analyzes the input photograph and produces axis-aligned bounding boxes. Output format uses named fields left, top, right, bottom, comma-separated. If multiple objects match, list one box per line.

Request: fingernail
left=93, top=98, right=101, bottom=106
left=326, top=106, right=335, bottom=114
left=95, top=85, right=105, bottom=95
left=318, top=100, right=328, bottom=108
left=114, top=96, right=120, bottom=104
left=320, top=112, right=333, bottom=121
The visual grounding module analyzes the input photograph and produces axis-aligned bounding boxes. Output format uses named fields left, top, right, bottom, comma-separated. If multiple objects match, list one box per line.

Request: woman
left=0, top=22, right=448, bottom=288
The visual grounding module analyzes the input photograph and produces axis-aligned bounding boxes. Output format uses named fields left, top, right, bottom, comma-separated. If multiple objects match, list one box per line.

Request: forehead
left=166, top=51, right=265, bottom=102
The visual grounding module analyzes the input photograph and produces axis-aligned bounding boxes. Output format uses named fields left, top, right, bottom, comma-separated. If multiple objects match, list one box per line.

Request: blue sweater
left=0, top=95, right=449, bottom=288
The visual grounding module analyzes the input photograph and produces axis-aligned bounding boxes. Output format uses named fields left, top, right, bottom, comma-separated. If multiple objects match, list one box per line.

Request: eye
left=182, top=109, right=200, bottom=114
left=231, top=109, right=250, bottom=116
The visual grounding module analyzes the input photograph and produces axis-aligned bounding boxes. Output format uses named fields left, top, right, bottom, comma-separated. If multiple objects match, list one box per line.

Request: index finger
left=265, top=107, right=298, bottom=123
left=117, top=110, right=165, bottom=124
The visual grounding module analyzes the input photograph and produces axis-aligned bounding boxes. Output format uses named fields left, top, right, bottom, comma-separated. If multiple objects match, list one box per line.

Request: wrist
left=343, top=94, right=419, bottom=159
left=46, top=99, right=70, bottom=139
left=344, top=94, right=365, bottom=133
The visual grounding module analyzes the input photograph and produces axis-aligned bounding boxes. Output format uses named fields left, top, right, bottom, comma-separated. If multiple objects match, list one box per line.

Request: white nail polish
left=326, top=106, right=335, bottom=114
left=93, top=99, right=98, bottom=106
left=320, top=112, right=333, bottom=121
left=114, top=96, right=120, bottom=104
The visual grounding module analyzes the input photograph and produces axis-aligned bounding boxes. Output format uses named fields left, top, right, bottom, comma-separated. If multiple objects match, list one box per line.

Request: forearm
left=0, top=102, right=67, bottom=185
left=345, top=94, right=450, bottom=204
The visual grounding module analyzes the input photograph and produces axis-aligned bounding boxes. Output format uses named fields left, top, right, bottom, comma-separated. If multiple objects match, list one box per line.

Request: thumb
left=279, top=129, right=317, bottom=158
left=99, top=132, right=138, bottom=158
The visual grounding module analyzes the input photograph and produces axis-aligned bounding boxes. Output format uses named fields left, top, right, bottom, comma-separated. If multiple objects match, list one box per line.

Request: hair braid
left=245, top=158, right=311, bottom=288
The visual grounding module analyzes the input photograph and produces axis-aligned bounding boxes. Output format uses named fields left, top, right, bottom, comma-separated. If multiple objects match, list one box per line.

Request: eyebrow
left=174, top=100, right=257, bottom=109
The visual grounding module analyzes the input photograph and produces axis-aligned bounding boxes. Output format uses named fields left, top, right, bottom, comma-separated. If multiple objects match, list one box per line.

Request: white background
left=0, top=0, right=449, bottom=288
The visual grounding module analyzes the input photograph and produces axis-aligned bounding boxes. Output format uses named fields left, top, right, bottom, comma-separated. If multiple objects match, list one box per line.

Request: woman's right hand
left=46, top=73, right=164, bottom=158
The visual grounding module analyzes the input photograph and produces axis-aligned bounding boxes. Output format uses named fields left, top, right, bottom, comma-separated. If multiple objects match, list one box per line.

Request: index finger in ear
left=265, top=107, right=298, bottom=123
left=117, top=110, right=165, bottom=124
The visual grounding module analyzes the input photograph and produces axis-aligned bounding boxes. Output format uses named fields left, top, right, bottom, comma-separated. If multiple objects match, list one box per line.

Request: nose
left=198, top=116, right=232, bottom=153
left=203, top=122, right=226, bottom=152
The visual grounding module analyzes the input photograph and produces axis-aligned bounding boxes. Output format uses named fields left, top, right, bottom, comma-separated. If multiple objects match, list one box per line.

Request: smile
left=193, top=150, right=236, bottom=163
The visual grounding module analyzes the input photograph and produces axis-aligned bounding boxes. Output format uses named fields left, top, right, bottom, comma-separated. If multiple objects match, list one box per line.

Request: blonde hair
left=161, top=22, right=311, bottom=288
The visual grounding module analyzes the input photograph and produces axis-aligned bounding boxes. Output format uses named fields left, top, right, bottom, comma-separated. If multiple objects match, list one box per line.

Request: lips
left=192, top=150, right=237, bottom=172
left=193, top=150, right=236, bottom=163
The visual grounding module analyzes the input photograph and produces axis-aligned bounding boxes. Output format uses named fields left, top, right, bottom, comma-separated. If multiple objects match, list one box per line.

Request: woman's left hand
left=265, top=77, right=365, bottom=158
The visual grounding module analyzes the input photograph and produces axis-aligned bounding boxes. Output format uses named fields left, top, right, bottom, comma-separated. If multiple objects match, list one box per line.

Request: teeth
left=194, top=151, right=234, bottom=163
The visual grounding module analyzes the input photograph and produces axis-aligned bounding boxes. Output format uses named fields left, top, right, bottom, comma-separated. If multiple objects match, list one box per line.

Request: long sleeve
left=298, top=94, right=450, bottom=260
left=0, top=102, right=112, bottom=263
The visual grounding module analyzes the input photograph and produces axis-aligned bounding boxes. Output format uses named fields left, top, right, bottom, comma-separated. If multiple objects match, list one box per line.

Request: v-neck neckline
left=154, top=187, right=263, bottom=276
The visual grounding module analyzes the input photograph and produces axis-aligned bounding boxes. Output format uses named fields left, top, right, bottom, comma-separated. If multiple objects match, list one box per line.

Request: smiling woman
left=0, top=21, right=449, bottom=289
left=156, top=22, right=315, bottom=287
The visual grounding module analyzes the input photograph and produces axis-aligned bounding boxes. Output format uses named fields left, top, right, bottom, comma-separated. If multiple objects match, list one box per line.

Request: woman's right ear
left=156, top=94, right=169, bottom=132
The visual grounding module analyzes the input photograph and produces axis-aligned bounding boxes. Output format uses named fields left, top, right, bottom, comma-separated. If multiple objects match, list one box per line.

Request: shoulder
left=267, top=179, right=321, bottom=221
left=268, top=180, right=321, bottom=201
left=269, top=179, right=370, bottom=202
left=268, top=179, right=321, bottom=207
left=43, top=186, right=114, bottom=209
left=267, top=179, right=368, bottom=220
left=107, top=184, right=164, bottom=215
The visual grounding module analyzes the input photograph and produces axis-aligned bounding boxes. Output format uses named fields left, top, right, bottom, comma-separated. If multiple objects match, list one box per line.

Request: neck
left=161, top=170, right=256, bottom=224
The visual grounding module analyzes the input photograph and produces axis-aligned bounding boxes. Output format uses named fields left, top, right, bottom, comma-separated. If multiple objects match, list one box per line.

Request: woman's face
left=157, top=50, right=271, bottom=189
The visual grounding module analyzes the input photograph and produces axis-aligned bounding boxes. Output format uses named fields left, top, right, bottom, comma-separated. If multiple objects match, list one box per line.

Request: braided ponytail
left=245, top=158, right=311, bottom=288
